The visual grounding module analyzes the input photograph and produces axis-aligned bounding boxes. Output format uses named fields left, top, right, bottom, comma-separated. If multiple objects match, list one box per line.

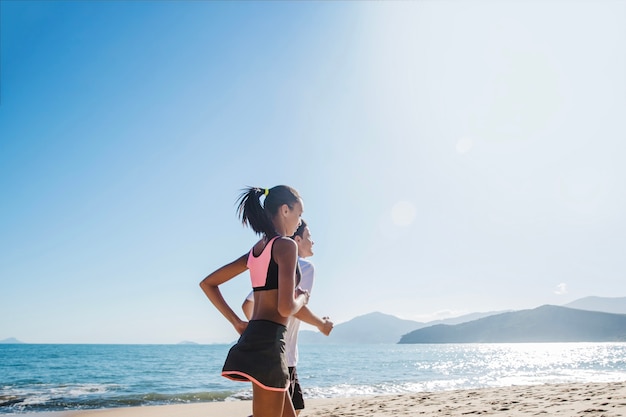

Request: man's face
left=296, top=226, right=314, bottom=258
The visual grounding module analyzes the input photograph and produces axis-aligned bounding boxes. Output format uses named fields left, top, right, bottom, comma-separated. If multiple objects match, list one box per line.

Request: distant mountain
left=299, top=312, right=423, bottom=344
left=565, top=296, right=626, bottom=315
left=177, top=340, right=199, bottom=345
left=399, top=305, right=626, bottom=343
left=299, top=310, right=509, bottom=344
left=0, top=337, right=25, bottom=344
left=420, top=310, right=509, bottom=327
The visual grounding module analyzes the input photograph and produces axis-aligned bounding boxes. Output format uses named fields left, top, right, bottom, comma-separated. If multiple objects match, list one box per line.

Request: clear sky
left=1, top=1, right=625, bottom=344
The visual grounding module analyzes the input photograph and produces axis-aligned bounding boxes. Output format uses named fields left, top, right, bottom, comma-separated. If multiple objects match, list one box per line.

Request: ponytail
left=236, top=185, right=301, bottom=237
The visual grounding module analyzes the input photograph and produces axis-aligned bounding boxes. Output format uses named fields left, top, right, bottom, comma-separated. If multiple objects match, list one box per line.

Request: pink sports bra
left=247, top=236, right=300, bottom=291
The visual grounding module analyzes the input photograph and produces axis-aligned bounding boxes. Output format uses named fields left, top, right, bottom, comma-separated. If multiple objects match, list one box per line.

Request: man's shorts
left=288, top=366, right=304, bottom=410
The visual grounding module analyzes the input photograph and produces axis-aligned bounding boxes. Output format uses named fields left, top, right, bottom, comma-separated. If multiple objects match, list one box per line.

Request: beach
left=28, top=381, right=626, bottom=417
left=4, top=343, right=626, bottom=415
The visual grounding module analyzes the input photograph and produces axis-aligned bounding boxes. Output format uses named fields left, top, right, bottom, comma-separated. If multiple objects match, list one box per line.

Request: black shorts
left=288, top=366, right=304, bottom=410
left=221, top=320, right=288, bottom=391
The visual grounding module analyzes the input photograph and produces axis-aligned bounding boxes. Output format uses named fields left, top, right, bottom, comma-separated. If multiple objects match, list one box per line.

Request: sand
left=26, top=381, right=626, bottom=417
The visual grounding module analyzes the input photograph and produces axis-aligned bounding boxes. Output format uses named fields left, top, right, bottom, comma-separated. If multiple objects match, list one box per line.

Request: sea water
left=2, top=343, right=626, bottom=414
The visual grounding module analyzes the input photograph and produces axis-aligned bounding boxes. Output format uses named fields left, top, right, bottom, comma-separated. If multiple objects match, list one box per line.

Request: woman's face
left=285, top=199, right=304, bottom=237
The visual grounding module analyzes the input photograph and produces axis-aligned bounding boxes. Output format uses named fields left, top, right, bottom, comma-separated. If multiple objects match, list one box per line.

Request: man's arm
left=293, top=306, right=333, bottom=336
left=242, top=291, right=254, bottom=320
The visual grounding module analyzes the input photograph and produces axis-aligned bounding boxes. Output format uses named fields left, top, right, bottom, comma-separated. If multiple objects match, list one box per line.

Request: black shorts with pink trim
left=221, top=319, right=288, bottom=392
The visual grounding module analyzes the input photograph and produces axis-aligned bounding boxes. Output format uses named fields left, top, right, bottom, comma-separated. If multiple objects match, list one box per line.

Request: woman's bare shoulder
left=272, top=236, right=297, bottom=256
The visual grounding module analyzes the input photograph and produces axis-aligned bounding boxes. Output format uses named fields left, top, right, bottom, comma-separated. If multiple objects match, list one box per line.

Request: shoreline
left=15, top=381, right=626, bottom=417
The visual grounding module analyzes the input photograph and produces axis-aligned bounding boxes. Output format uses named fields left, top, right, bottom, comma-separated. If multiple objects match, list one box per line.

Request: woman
left=200, top=185, right=309, bottom=417
left=242, top=219, right=334, bottom=417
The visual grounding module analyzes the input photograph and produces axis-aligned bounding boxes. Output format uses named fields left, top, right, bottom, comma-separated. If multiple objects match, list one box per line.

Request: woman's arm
left=274, top=237, right=308, bottom=318
left=199, top=253, right=249, bottom=334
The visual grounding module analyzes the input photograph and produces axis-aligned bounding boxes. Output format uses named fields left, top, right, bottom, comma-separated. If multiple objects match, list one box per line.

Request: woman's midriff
left=251, top=289, right=289, bottom=326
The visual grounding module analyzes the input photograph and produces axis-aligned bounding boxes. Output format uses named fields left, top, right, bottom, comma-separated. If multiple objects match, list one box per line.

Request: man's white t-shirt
left=245, top=257, right=314, bottom=367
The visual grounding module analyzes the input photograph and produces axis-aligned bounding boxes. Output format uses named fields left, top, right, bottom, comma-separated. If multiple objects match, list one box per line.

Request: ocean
left=2, top=343, right=626, bottom=414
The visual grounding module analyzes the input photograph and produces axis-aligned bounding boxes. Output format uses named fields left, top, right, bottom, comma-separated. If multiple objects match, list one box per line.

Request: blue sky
left=1, top=1, right=625, bottom=344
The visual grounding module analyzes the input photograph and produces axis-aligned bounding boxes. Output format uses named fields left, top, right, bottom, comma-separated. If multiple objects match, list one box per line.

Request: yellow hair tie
left=264, top=188, right=269, bottom=196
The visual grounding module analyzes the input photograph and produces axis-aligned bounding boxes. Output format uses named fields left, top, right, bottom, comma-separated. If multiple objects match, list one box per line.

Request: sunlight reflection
left=391, top=201, right=416, bottom=226
left=456, top=137, right=474, bottom=154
